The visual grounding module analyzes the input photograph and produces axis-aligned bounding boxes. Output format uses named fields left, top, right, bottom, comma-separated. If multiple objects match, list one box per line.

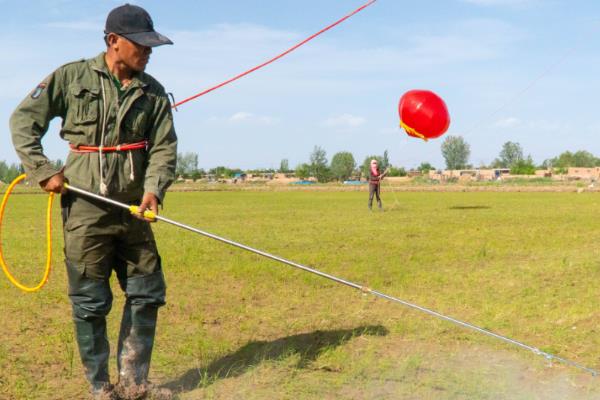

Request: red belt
left=69, top=140, right=148, bottom=153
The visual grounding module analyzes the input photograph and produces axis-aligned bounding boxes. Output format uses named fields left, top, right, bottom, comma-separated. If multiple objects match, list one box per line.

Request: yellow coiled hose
left=0, top=174, right=53, bottom=292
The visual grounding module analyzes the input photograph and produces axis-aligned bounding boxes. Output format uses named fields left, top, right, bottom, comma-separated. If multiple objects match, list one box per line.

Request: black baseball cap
left=105, top=4, right=173, bottom=47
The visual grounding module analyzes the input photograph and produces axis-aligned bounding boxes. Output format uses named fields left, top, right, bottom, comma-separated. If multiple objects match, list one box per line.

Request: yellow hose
left=0, top=174, right=53, bottom=292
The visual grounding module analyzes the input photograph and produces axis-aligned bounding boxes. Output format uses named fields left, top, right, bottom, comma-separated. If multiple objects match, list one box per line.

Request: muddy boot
left=116, top=304, right=157, bottom=382
left=114, top=381, right=172, bottom=400
left=115, top=270, right=167, bottom=399
left=90, top=383, right=116, bottom=400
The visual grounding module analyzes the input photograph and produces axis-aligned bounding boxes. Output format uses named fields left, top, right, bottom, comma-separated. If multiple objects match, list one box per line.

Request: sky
left=2, top=0, right=600, bottom=170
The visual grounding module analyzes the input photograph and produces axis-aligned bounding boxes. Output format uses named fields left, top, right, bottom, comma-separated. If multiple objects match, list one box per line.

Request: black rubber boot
left=75, top=319, right=111, bottom=392
left=67, top=260, right=114, bottom=392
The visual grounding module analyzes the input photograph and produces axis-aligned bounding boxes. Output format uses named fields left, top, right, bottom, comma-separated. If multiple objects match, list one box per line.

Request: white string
left=99, top=76, right=108, bottom=195
left=128, top=150, right=134, bottom=181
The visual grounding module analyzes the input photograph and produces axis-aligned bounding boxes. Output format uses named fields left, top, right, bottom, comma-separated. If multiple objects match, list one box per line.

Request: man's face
left=113, top=35, right=152, bottom=72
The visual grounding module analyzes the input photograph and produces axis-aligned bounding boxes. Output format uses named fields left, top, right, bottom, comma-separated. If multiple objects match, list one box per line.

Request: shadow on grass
left=164, top=325, right=388, bottom=394
left=449, top=205, right=491, bottom=210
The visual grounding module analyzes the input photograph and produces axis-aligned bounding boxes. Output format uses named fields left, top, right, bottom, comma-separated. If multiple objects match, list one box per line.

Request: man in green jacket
left=10, top=4, right=177, bottom=399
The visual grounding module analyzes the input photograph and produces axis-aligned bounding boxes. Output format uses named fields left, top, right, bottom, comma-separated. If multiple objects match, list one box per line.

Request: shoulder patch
left=30, top=82, right=47, bottom=99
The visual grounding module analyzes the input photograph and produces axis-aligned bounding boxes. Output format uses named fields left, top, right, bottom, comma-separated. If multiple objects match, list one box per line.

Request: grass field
left=1, top=189, right=600, bottom=399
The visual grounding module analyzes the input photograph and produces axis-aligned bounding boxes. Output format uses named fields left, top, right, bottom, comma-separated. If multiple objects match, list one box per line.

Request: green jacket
left=10, top=52, right=177, bottom=202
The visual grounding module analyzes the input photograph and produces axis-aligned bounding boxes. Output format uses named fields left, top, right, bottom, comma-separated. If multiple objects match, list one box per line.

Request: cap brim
left=122, top=31, right=173, bottom=47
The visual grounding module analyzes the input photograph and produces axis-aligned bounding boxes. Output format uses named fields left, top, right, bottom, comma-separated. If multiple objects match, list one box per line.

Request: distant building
left=428, top=168, right=516, bottom=182
left=566, top=167, right=600, bottom=180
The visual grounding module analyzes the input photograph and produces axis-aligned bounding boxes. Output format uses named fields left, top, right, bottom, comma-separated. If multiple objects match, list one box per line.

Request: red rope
left=69, top=141, right=148, bottom=153
left=172, top=0, right=377, bottom=109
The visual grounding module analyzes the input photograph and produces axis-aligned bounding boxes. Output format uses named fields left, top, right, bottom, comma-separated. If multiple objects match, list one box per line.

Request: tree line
left=174, top=139, right=600, bottom=183
left=439, top=136, right=600, bottom=175
left=0, top=143, right=595, bottom=184
left=440, top=136, right=535, bottom=173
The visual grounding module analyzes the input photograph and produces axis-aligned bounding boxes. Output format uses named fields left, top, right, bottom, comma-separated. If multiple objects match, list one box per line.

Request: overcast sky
left=2, top=0, right=600, bottom=170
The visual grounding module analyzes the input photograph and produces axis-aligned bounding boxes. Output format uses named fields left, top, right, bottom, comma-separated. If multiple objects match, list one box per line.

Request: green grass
left=1, top=190, right=600, bottom=399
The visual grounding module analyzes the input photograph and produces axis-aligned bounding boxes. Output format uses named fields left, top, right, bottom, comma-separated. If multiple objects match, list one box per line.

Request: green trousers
left=61, top=192, right=166, bottom=390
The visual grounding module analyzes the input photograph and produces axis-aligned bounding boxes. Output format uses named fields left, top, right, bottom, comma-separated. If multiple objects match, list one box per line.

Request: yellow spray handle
left=128, top=205, right=157, bottom=221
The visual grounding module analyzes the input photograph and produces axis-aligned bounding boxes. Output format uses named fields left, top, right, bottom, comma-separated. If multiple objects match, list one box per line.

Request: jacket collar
left=90, top=52, right=148, bottom=90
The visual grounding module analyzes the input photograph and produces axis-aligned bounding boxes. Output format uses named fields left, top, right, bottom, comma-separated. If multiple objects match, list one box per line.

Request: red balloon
left=398, top=90, right=450, bottom=141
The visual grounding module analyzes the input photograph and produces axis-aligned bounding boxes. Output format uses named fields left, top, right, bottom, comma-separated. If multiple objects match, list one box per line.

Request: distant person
left=10, top=4, right=177, bottom=400
left=368, top=159, right=387, bottom=210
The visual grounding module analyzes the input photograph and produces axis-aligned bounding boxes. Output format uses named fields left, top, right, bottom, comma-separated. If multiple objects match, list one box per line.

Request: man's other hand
left=136, top=192, right=159, bottom=222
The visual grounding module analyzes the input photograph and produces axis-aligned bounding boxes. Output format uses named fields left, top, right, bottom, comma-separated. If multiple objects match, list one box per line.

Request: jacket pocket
left=122, top=100, right=150, bottom=140
left=69, top=84, right=100, bottom=124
